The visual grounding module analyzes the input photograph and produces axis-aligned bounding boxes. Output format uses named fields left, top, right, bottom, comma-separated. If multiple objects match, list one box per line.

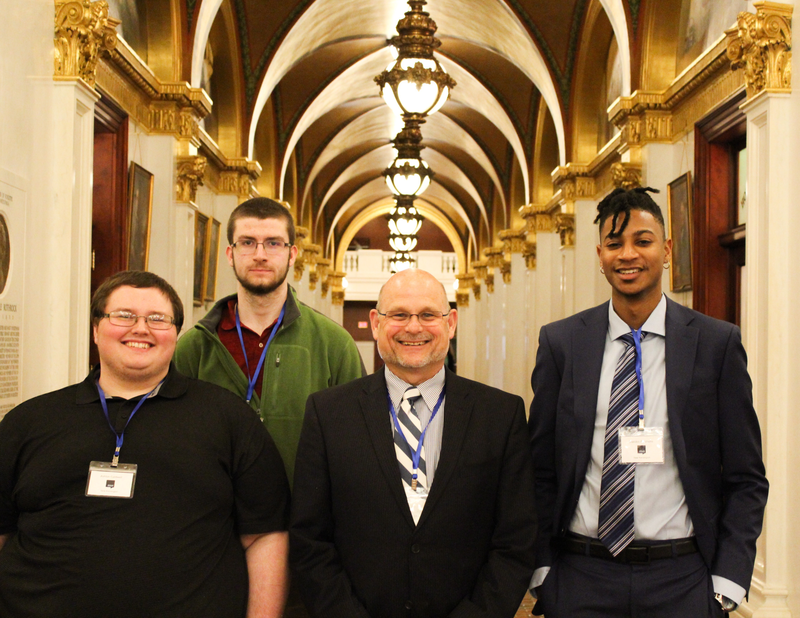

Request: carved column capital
left=55, top=0, right=119, bottom=87
left=316, top=258, right=331, bottom=297
left=555, top=213, right=576, bottom=249
left=455, top=272, right=474, bottom=308
left=523, top=241, right=537, bottom=270
left=328, top=271, right=347, bottom=306
left=552, top=164, right=595, bottom=211
left=726, top=1, right=792, bottom=99
left=610, top=162, right=642, bottom=190
left=608, top=93, right=673, bottom=159
left=498, top=228, right=528, bottom=255
left=176, top=155, right=207, bottom=203
left=219, top=158, right=262, bottom=200
left=293, top=228, right=309, bottom=281
left=303, top=244, right=322, bottom=290
left=473, top=259, right=488, bottom=283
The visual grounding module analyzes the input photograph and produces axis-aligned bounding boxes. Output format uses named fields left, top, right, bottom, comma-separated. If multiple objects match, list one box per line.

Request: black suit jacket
left=529, top=299, right=768, bottom=590
left=290, top=368, right=537, bottom=618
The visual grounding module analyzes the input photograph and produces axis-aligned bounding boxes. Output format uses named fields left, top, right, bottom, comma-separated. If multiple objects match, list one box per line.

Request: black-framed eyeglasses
left=375, top=310, right=451, bottom=326
left=102, top=311, right=176, bottom=330
left=231, top=239, right=292, bottom=256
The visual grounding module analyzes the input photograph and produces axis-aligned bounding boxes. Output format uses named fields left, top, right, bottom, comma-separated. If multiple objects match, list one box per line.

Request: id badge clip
left=86, top=461, right=138, bottom=498
left=619, top=427, right=664, bottom=464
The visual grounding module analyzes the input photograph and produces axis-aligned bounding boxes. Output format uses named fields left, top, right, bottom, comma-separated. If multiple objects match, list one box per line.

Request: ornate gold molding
left=485, top=272, right=495, bottom=294
left=329, top=271, right=347, bottom=306
left=473, top=259, right=488, bottom=283
left=500, top=260, right=512, bottom=285
left=555, top=213, right=576, bottom=249
left=726, top=1, right=792, bottom=99
left=293, top=227, right=310, bottom=281
left=316, top=258, right=331, bottom=293
left=304, top=244, right=322, bottom=290
left=455, top=272, right=474, bottom=307
left=551, top=165, right=596, bottom=209
left=55, top=0, right=119, bottom=87
left=523, top=241, right=537, bottom=270
left=498, top=228, right=528, bottom=255
left=610, top=162, right=642, bottom=190
left=176, top=156, right=207, bottom=203
left=96, top=37, right=211, bottom=147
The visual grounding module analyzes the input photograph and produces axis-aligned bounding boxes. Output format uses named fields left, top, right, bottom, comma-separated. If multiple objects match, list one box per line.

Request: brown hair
left=227, top=197, right=295, bottom=246
left=91, top=270, right=184, bottom=334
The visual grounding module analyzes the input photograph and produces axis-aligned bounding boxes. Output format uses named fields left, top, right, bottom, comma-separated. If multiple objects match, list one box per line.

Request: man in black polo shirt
left=0, top=271, right=290, bottom=618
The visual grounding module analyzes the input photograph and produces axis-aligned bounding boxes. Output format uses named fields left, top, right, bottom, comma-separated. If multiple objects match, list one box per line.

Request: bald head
left=377, top=269, right=449, bottom=313
left=370, top=268, right=457, bottom=385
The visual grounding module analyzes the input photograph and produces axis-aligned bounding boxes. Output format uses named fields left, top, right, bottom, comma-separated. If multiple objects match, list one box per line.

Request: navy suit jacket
left=528, top=298, right=768, bottom=591
left=290, top=368, right=537, bottom=618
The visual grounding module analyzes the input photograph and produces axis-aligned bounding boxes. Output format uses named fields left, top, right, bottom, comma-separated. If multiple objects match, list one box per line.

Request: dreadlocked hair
left=594, top=187, right=664, bottom=238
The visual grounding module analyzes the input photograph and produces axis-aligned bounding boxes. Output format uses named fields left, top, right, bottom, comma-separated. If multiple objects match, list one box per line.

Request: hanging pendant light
left=383, top=119, right=434, bottom=197
left=386, top=195, right=423, bottom=237
left=375, top=0, right=456, bottom=120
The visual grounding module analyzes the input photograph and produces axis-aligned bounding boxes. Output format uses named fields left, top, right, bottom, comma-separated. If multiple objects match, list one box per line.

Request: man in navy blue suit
left=529, top=187, right=768, bottom=617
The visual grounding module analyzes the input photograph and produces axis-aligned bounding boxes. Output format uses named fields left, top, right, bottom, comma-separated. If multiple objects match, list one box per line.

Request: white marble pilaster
left=455, top=298, right=475, bottom=379
left=740, top=91, right=795, bottom=618
left=503, top=253, right=529, bottom=401
left=31, top=79, right=98, bottom=392
left=486, top=271, right=506, bottom=390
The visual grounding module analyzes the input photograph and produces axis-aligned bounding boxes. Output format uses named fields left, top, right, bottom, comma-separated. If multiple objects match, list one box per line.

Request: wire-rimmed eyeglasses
left=102, top=311, right=176, bottom=330
left=375, top=310, right=451, bottom=326
left=231, top=239, right=292, bottom=256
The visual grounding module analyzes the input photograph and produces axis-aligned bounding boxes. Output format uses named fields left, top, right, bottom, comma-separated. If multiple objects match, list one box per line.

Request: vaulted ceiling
left=121, top=0, right=644, bottom=261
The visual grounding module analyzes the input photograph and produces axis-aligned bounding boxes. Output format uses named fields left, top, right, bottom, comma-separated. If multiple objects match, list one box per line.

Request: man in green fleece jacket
left=174, top=197, right=364, bottom=485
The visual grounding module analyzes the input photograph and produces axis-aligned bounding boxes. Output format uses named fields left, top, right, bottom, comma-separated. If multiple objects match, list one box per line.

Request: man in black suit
left=529, top=188, right=768, bottom=617
left=290, top=268, right=537, bottom=618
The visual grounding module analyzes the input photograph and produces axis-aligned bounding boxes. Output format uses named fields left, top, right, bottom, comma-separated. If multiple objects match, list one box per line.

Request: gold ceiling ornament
left=610, top=162, right=642, bottom=190
left=176, top=156, right=207, bottom=203
left=555, top=213, right=576, bottom=249
left=726, top=1, right=792, bottom=99
left=375, top=0, right=456, bottom=120
left=54, top=0, right=119, bottom=86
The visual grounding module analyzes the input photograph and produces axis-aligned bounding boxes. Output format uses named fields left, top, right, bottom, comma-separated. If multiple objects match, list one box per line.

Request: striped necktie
left=393, top=386, right=427, bottom=490
left=598, top=332, right=642, bottom=555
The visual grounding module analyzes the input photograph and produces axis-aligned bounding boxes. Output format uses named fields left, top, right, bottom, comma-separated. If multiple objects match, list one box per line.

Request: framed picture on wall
left=193, top=212, right=210, bottom=305
left=204, top=218, right=221, bottom=301
left=667, top=171, right=693, bottom=292
left=127, top=163, right=154, bottom=270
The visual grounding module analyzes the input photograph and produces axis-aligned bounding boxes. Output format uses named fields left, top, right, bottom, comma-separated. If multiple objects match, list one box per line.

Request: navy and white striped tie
left=598, top=332, right=642, bottom=555
left=394, top=386, right=427, bottom=490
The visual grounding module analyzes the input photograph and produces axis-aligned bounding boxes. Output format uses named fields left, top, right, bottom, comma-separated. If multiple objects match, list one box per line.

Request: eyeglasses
left=102, top=311, right=176, bottom=330
left=232, top=239, right=292, bottom=256
left=376, top=310, right=451, bottom=326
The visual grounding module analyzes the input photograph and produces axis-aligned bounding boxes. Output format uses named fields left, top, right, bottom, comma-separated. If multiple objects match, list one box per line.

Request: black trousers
left=535, top=551, right=727, bottom=618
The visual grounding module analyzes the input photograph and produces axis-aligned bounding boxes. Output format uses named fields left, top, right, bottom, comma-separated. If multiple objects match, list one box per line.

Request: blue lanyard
left=235, top=302, right=285, bottom=403
left=388, top=387, right=446, bottom=482
left=630, top=327, right=645, bottom=428
left=96, top=381, right=161, bottom=467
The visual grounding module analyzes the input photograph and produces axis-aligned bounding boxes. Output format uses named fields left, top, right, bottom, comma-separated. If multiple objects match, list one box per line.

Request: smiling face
left=597, top=208, right=672, bottom=310
left=226, top=216, right=298, bottom=297
left=93, top=286, right=177, bottom=393
left=370, top=269, right=457, bottom=385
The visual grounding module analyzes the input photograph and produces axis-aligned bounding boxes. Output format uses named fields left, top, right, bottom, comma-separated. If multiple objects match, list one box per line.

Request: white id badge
left=618, top=427, right=664, bottom=464
left=404, top=484, right=428, bottom=525
left=86, top=461, right=137, bottom=498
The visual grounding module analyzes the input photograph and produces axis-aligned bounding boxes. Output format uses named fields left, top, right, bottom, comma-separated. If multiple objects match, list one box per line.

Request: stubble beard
left=233, top=255, right=290, bottom=296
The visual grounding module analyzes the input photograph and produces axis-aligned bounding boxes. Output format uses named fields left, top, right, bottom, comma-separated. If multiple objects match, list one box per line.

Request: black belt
left=557, top=534, right=699, bottom=564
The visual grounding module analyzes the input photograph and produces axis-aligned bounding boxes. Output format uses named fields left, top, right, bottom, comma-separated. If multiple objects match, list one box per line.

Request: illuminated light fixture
left=383, top=120, right=434, bottom=197
left=386, top=195, right=423, bottom=237
left=375, top=0, right=456, bottom=119
left=389, top=233, right=418, bottom=253
left=389, top=252, right=416, bottom=273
